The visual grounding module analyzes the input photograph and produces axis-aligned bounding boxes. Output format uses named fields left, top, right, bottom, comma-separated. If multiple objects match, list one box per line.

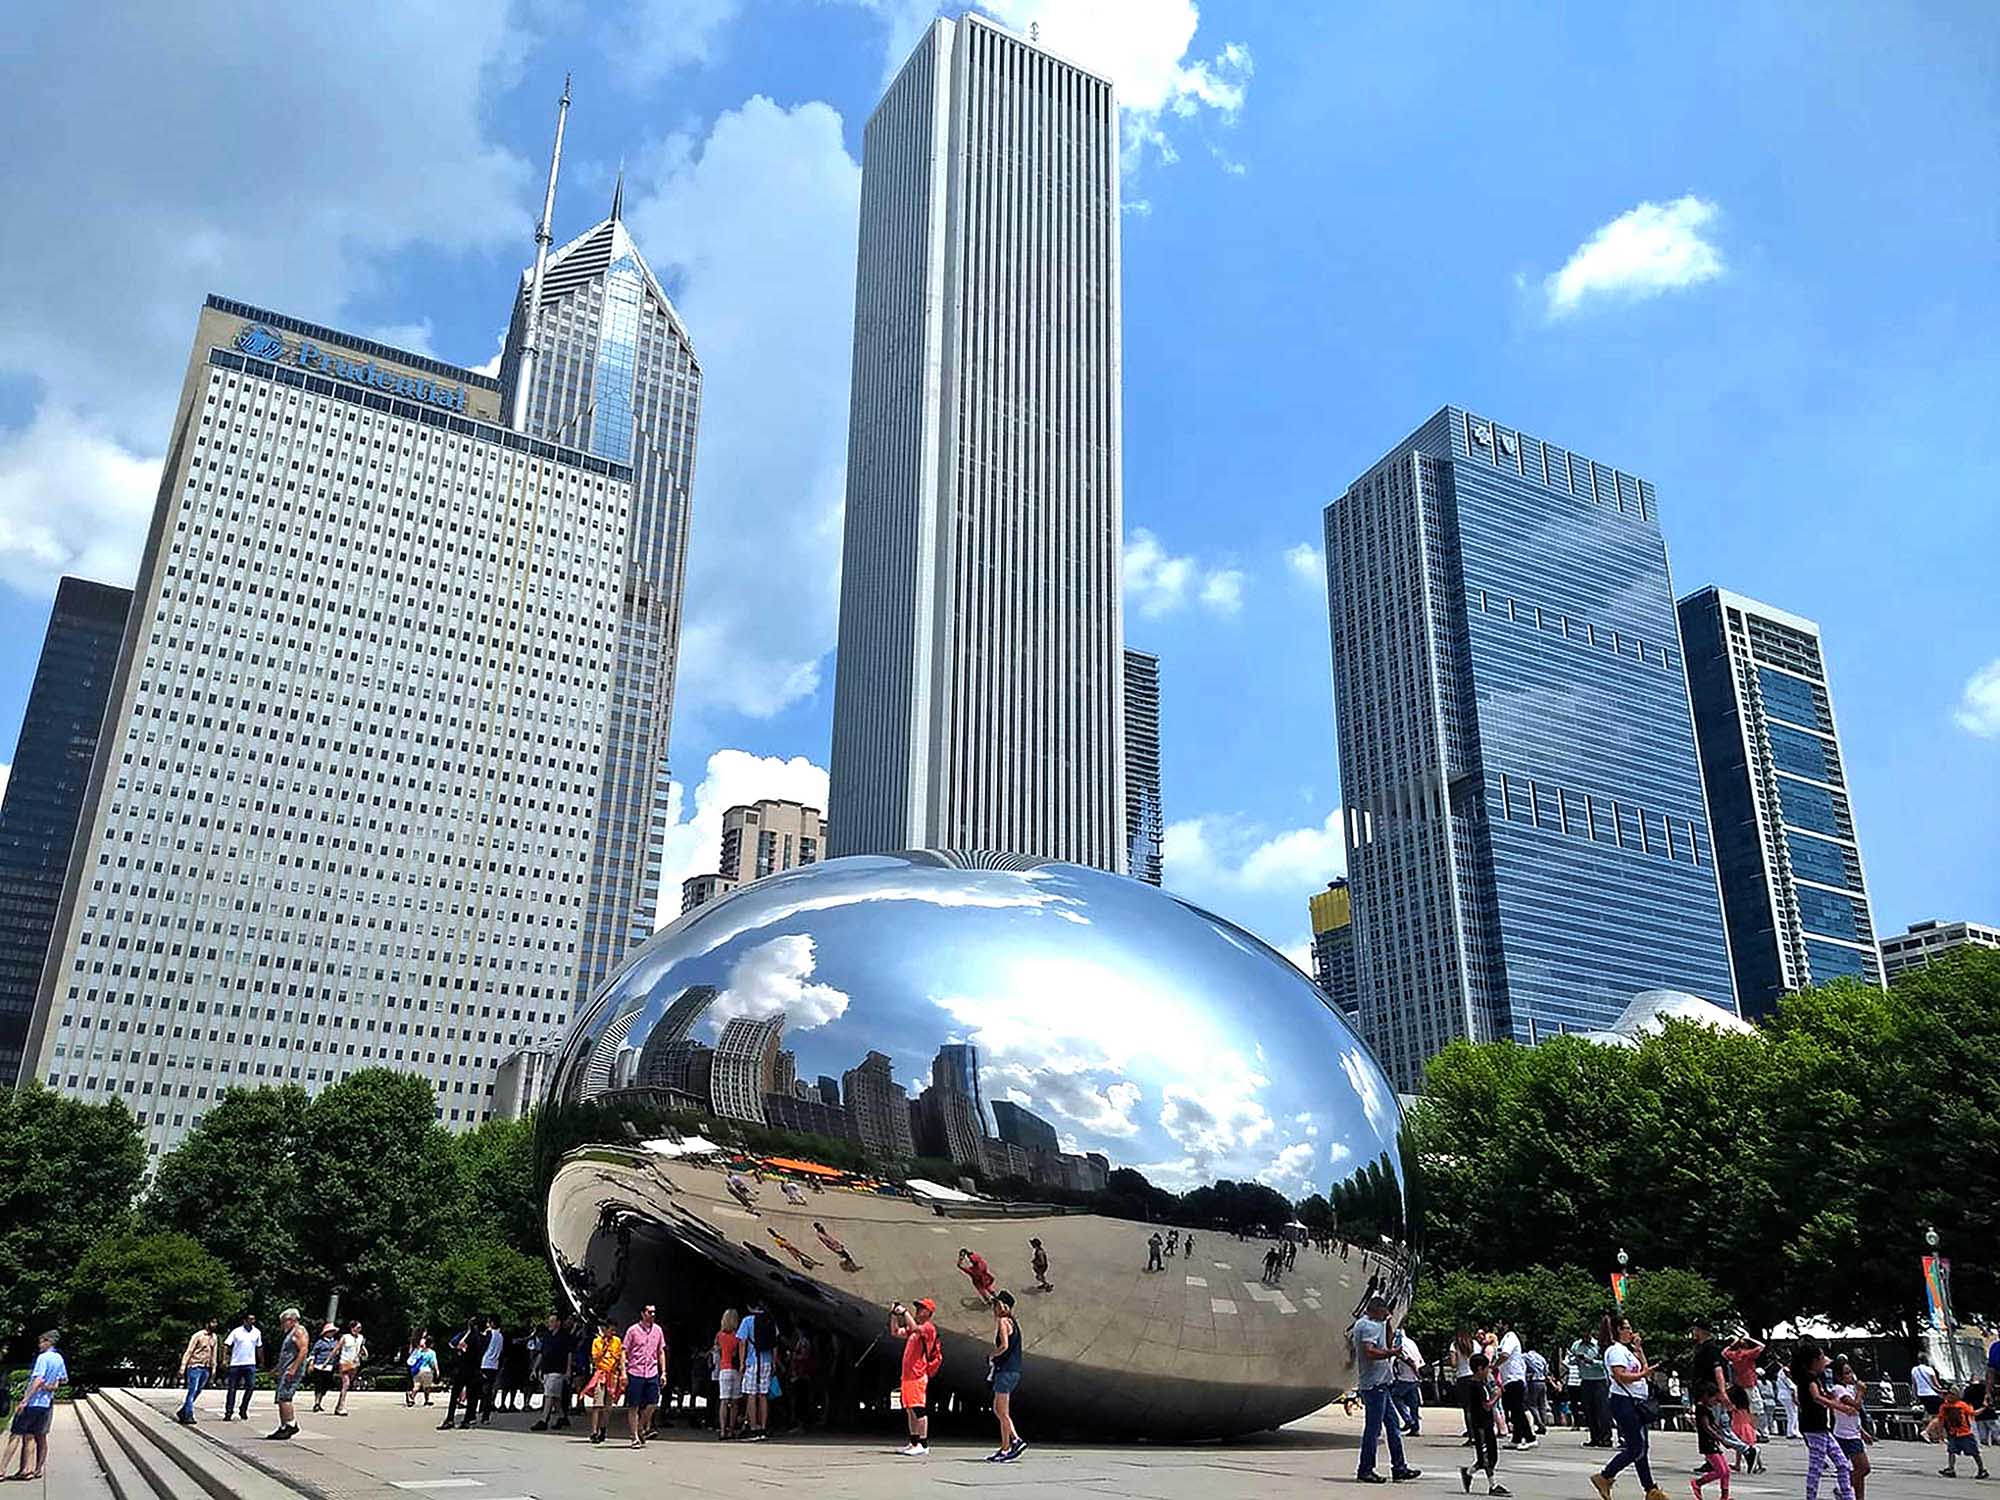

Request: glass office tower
left=499, top=196, right=703, bottom=1005
left=1325, top=406, right=1736, bottom=1090
left=1124, top=648, right=1163, bottom=885
left=1678, top=586, right=1880, bottom=1014
left=0, top=578, right=130, bottom=1084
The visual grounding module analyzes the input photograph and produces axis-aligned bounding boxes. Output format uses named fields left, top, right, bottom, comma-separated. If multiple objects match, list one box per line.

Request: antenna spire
left=611, top=157, right=625, bottom=223
left=512, top=71, right=571, bottom=432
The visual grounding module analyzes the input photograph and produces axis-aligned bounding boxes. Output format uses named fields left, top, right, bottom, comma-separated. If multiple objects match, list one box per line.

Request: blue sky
left=0, top=0, right=1994, bottom=972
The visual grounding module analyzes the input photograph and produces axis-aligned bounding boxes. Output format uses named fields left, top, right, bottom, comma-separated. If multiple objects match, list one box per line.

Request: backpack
left=753, top=1312, right=778, bottom=1355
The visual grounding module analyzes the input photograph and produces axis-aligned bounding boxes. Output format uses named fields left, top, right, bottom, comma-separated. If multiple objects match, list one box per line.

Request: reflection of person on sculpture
left=890, top=1298, right=943, bottom=1458
left=813, top=1221, right=861, bottom=1271
left=782, top=1180, right=808, bottom=1206
left=726, top=1171, right=758, bottom=1213
left=767, top=1226, right=821, bottom=1270
left=1029, top=1237, right=1051, bottom=1290
left=959, top=1247, right=997, bottom=1304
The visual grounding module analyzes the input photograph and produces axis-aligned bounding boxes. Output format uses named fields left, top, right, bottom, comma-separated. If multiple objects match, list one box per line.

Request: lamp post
left=1923, top=1226, right=1960, bottom=1382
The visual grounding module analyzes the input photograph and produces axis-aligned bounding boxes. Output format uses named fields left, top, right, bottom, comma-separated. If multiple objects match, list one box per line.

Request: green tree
left=1621, top=1266, right=1738, bottom=1352
left=455, top=1116, right=542, bottom=1260
left=143, top=1085, right=312, bottom=1313
left=300, top=1070, right=464, bottom=1336
left=1407, top=1264, right=1609, bottom=1354
left=427, top=1242, right=555, bottom=1335
left=0, top=1087, right=146, bottom=1363
left=62, top=1233, right=242, bottom=1379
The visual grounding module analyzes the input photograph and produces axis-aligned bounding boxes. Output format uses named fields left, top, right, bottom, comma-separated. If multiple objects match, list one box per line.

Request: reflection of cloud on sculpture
left=703, top=933, right=849, bottom=1033
left=1341, top=1046, right=1392, bottom=1134
left=1158, top=1069, right=1274, bottom=1178
left=1256, top=1139, right=1318, bottom=1196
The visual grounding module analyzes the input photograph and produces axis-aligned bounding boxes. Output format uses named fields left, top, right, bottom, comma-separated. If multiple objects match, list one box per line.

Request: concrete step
left=66, top=1401, right=139, bottom=1500
left=89, top=1391, right=303, bottom=1500
left=81, top=1395, right=208, bottom=1500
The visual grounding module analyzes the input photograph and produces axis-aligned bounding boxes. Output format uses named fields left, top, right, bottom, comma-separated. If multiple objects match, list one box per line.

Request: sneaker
left=1357, top=1474, right=1388, bottom=1484
left=531, top=1421, right=547, bottom=1432
left=437, top=1421, right=455, bottom=1431
left=986, top=1451, right=1010, bottom=1462
left=898, top=1442, right=928, bottom=1456
left=1392, top=1470, right=1422, bottom=1483
left=1461, top=1467, right=1474, bottom=1493
left=1940, top=1469, right=1957, bottom=1478
left=1010, top=1438, right=1028, bottom=1457
left=1520, top=1440, right=1538, bottom=1450
left=1490, top=1486, right=1511, bottom=1496
left=265, top=1427, right=289, bottom=1440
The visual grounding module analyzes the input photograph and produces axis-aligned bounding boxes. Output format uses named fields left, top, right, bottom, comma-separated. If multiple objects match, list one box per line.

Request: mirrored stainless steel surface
left=540, top=852, right=1418, bottom=1437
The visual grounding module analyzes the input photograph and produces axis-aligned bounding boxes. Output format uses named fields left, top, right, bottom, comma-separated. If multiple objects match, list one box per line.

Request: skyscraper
left=681, top=798, right=824, bottom=914
left=1308, top=878, right=1357, bottom=1019
left=1124, top=648, right=1163, bottom=885
left=828, top=14, right=1126, bottom=869
left=1325, top=406, right=1736, bottom=1090
left=1879, top=919, right=2000, bottom=981
left=23, top=297, right=635, bottom=1152
left=710, top=1015, right=783, bottom=1123
left=1678, top=587, right=1881, bottom=1013
left=990, top=1097, right=1059, bottom=1154
left=0, top=578, right=131, bottom=1084
left=500, top=175, right=702, bottom=1004
left=842, top=1049, right=915, bottom=1159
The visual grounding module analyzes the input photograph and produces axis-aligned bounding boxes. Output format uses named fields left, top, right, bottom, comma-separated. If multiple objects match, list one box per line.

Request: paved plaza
left=66, top=1388, right=1985, bottom=1500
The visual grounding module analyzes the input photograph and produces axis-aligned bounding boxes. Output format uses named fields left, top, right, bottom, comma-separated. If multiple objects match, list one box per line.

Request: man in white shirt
left=222, top=1313, right=262, bottom=1422
left=1495, top=1319, right=1536, bottom=1449
left=1911, top=1357, right=1943, bottom=1417
left=477, top=1318, right=505, bottom=1425
left=1392, top=1332, right=1425, bottom=1437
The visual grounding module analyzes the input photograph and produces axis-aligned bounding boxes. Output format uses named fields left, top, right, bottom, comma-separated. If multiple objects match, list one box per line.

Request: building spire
left=611, top=158, right=625, bottom=223
left=512, top=71, right=572, bottom=432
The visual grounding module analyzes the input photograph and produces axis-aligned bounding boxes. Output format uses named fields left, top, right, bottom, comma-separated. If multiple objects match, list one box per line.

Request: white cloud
left=1544, top=195, right=1724, bottom=319
left=0, top=6, right=531, bottom=599
left=1278, top=940, right=1314, bottom=976
left=1284, top=542, right=1321, bottom=585
left=1256, top=1139, right=1317, bottom=1196
left=363, top=320, right=438, bottom=358
left=704, top=932, right=850, bottom=1033
left=0, top=406, right=161, bottom=595
left=626, top=97, right=861, bottom=723
left=606, top=0, right=744, bottom=86
left=1952, top=659, right=2000, bottom=737
left=654, top=747, right=830, bottom=928
left=1124, top=528, right=1245, bottom=620
left=1163, top=810, right=1345, bottom=959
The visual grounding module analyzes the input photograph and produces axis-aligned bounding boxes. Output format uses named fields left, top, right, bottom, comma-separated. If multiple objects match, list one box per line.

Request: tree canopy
left=63, top=1233, right=242, bottom=1378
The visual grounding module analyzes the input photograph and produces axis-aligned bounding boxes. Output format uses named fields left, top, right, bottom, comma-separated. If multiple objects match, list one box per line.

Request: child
left=1460, top=1350, right=1511, bottom=1496
left=1973, top=1381, right=2000, bottom=1449
left=1936, top=1385, right=1991, bottom=1480
left=1695, top=1398, right=1736, bottom=1500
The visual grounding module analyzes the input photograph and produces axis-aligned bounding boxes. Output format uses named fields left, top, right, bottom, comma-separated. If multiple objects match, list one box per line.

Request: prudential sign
left=231, top=322, right=469, bottom=413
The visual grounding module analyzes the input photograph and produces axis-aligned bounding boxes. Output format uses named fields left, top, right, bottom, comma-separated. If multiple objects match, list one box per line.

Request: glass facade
left=1327, top=407, right=1736, bottom=1091
left=1678, top=587, right=1880, bottom=1016
left=0, top=578, right=131, bottom=1084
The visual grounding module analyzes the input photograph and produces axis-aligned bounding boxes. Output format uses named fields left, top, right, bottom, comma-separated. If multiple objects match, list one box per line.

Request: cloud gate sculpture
left=540, top=852, right=1417, bottom=1438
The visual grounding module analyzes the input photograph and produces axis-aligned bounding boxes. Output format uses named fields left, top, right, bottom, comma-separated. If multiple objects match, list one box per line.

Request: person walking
left=333, top=1319, right=366, bottom=1416
left=1591, top=1312, right=1666, bottom=1500
left=441, top=1317, right=481, bottom=1431
left=889, top=1297, right=943, bottom=1458
left=530, top=1315, right=572, bottom=1431
left=585, top=1317, right=624, bottom=1445
left=1914, top=1356, right=1946, bottom=1419
left=222, top=1312, right=262, bottom=1422
left=406, top=1334, right=439, bottom=1407
left=1693, top=1392, right=1735, bottom=1500
left=1392, top=1330, right=1424, bottom=1437
left=1525, top=1344, right=1552, bottom=1435
left=1572, top=1325, right=1613, bottom=1448
left=1794, top=1340, right=1855, bottom=1500
left=1935, top=1384, right=1991, bottom=1480
left=1353, top=1293, right=1422, bottom=1484
left=1830, top=1358, right=1871, bottom=1499
left=738, top=1302, right=776, bottom=1442
left=714, top=1310, right=742, bottom=1440
left=1185, top=1233, right=1196, bottom=1260
left=623, top=1304, right=665, bottom=1447
left=307, top=1323, right=339, bottom=1412
left=5, top=1331, right=67, bottom=1482
left=1496, top=1319, right=1535, bottom=1449
left=1777, top=1362, right=1800, bottom=1439
left=177, top=1319, right=218, bottom=1425
left=1030, top=1237, right=1051, bottom=1291
left=1459, top=1348, right=1508, bottom=1496
left=267, top=1308, right=310, bottom=1440
left=986, top=1290, right=1026, bottom=1463
left=476, top=1317, right=504, bottom=1424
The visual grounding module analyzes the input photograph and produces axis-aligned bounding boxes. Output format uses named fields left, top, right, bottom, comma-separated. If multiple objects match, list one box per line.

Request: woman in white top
left=334, top=1320, right=367, bottom=1415
left=1777, top=1365, right=1799, bottom=1437
left=1590, top=1313, right=1664, bottom=1500
left=1830, top=1359, right=1871, bottom=1500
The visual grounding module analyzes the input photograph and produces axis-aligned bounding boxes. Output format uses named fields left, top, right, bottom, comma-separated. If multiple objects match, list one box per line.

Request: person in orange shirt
left=714, top=1311, right=742, bottom=1441
left=1937, top=1385, right=1991, bottom=1480
left=586, top=1317, right=625, bottom=1447
left=889, top=1298, right=943, bottom=1458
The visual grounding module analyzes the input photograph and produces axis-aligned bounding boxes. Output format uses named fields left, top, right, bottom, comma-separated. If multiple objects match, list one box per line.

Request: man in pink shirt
left=623, top=1305, right=666, bottom=1448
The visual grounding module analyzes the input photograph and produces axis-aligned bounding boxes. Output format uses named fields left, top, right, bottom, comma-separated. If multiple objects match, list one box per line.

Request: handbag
left=1633, top=1386, right=1662, bottom=1425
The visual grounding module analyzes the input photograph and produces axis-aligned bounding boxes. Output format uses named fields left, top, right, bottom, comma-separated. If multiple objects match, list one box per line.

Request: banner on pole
left=1610, top=1270, right=1628, bottom=1307
left=1922, top=1254, right=1952, bottom=1330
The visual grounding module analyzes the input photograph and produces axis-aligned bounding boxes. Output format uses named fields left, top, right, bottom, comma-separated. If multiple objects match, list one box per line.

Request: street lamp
left=1925, top=1226, right=1940, bottom=1251
left=1618, top=1248, right=1630, bottom=1269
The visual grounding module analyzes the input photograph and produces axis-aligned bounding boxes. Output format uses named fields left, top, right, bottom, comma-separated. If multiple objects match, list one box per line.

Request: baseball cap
left=914, top=1297, right=936, bottom=1314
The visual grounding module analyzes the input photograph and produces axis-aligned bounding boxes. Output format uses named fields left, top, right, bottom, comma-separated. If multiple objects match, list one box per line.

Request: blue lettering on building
left=230, top=322, right=466, bottom=413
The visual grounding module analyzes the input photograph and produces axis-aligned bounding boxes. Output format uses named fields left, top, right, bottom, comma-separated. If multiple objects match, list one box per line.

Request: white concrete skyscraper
left=828, top=14, right=1126, bottom=869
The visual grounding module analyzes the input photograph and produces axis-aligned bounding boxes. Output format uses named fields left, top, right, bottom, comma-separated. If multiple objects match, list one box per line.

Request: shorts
left=588, top=1376, right=620, bottom=1407
left=992, top=1368, right=1021, bottom=1396
left=1838, top=1437, right=1866, bottom=1459
left=1948, top=1435, right=1981, bottom=1458
left=626, top=1374, right=662, bottom=1408
left=413, top=1368, right=437, bottom=1391
left=541, top=1373, right=566, bottom=1402
left=743, top=1356, right=771, bottom=1397
left=1922, top=1395, right=1944, bottom=1416
left=9, top=1407, right=51, bottom=1438
left=900, top=1377, right=929, bottom=1414
left=275, top=1370, right=303, bottom=1402
left=718, top=1368, right=741, bottom=1400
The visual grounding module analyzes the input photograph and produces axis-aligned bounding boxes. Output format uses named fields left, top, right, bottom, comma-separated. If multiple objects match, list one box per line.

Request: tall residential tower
left=499, top=176, right=702, bottom=1004
left=0, top=578, right=130, bottom=1084
left=1325, top=407, right=1736, bottom=1090
left=828, top=15, right=1126, bottom=868
left=1678, top=587, right=1881, bottom=1011
left=24, top=298, right=635, bottom=1153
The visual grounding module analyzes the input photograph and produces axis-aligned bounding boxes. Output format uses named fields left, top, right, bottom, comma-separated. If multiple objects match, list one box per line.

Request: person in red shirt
left=890, top=1298, right=943, bottom=1457
left=1937, top=1387, right=1991, bottom=1479
left=958, top=1248, right=996, bottom=1305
